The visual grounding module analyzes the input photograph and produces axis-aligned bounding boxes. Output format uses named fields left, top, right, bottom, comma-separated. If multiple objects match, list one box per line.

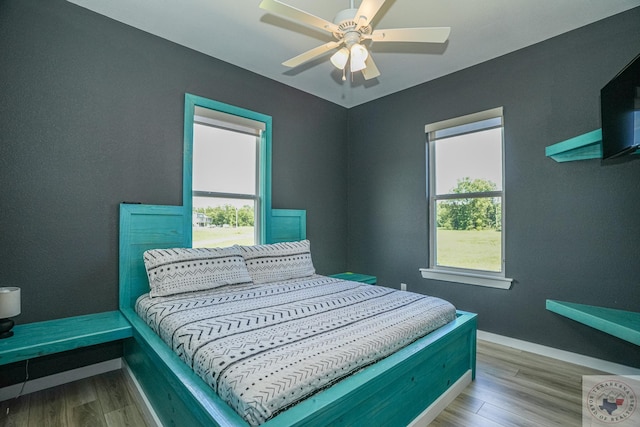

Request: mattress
left=135, top=274, right=456, bottom=425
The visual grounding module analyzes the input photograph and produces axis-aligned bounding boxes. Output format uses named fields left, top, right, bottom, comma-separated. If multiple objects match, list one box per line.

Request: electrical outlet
left=400, top=283, right=407, bottom=291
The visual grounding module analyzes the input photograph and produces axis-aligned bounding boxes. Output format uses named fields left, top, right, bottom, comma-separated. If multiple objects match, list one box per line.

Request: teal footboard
left=122, top=309, right=476, bottom=427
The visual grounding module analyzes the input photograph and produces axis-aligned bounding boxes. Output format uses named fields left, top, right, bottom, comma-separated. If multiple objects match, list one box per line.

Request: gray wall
left=0, top=0, right=348, bottom=383
left=347, top=8, right=640, bottom=368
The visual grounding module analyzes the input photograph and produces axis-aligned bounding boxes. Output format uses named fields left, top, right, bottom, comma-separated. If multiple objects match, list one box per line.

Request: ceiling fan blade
left=260, top=0, right=339, bottom=34
left=361, top=55, right=380, bottom=80
left=355, top=0, right=386, bottom=30
left=367, top=27, right=451, bottom=43
left=282, top=41, right=341, bottom=68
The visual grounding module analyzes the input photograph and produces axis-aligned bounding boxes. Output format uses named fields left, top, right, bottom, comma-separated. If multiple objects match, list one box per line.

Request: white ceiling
left=67, top=0, right=640, bottom=108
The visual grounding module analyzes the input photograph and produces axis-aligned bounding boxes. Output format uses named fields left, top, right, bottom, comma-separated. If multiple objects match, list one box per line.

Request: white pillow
left=237, top=240, right=316, bottom=284
left=143, top=247, right=252, bottom=297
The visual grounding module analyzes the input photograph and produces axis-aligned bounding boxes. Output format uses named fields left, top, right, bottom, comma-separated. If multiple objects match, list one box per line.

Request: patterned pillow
left=143, top=247, right=252, bottom=297
left=237, top=240, right=316, bottom=284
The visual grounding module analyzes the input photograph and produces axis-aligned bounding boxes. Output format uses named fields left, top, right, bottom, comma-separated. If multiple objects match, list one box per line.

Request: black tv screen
left=600, top=52, right=640, bottom=159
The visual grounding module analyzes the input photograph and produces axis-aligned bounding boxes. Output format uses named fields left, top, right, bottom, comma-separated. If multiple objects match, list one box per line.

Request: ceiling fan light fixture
left=260, top=0, right=452, bottom=81
left=330, top=47, right=350, bottom=70
left=349, top=43, right=368, bottom=72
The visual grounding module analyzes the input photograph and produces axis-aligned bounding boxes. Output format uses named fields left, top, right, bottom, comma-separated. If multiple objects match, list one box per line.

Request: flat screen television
left=600, top=52, right=640, bottom=159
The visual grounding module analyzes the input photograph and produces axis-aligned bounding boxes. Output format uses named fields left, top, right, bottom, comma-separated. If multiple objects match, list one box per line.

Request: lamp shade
left=0, top=287, right=21, bottom=318
left=350, top=44, right=368, bottom=72
left=330, top=47, right=349, bottom=70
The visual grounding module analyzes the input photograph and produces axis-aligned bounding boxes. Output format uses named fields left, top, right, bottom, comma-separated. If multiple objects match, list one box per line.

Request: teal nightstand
left=330, top=272, right=377, bottom=285
left=0, top=311, right=132, bottom=366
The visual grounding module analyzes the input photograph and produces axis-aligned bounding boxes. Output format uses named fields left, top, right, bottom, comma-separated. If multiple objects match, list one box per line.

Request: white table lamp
left=0, top=287, right=21, bottom=339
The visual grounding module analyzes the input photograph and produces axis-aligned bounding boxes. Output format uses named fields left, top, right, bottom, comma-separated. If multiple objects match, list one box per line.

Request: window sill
left=420, top=268, right=512, bottom=289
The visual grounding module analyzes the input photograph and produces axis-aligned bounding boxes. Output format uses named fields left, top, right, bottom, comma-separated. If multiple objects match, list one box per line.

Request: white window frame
left=420, top=107, right=512, bottom=289
left=192, top=111, right=261, bottom=244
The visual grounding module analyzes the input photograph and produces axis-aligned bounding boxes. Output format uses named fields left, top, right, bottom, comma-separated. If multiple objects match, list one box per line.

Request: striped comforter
left=135, top=275, right=456, bottom=425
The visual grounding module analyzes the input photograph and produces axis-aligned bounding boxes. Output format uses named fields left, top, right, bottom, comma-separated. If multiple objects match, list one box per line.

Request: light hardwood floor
left=431, top=340, right=605, bottom=426
left=1, top=340, right=607, bottom=427
left=0, top=369, right=150, bottom=427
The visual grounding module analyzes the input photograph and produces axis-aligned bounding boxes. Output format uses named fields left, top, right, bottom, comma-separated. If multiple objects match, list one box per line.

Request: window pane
left=192, top=124, right=257, bottom=195
left=434, top=127, right=503, bottom=195
left=192, top=197, right=255, bottom=247
left=435, top=198, right=502, bottom=272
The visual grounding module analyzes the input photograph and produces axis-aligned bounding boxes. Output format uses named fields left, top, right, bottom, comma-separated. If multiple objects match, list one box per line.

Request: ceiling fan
left=259, top=0, right=450, bottom=80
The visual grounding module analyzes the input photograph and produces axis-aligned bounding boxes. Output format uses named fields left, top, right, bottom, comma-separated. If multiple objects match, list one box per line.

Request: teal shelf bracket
left=545, top=129, right=603, bottom=162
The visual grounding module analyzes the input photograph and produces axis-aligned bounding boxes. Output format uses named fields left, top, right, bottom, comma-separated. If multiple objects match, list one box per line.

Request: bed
left=119, top=204, right=477, bottom=426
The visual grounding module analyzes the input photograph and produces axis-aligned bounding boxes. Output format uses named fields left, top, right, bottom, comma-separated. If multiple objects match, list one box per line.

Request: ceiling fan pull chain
left=342, top=68, right=347, bottom=81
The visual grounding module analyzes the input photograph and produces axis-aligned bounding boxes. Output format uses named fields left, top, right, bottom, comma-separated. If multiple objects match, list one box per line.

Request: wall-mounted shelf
left=545, top=129, right=603, bottom=162
left=546, top=128, right=640, bottom=162
left=0, top=311, right=132, bottom=365
left=546, top=300, right=640, bottom=346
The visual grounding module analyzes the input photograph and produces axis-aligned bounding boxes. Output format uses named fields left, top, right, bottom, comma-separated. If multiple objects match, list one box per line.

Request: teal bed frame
left=119, top=204, right=477, bottom=426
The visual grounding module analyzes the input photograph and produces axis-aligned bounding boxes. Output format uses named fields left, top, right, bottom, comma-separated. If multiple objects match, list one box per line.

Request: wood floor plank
left=103, top=404, right=146, bottom=427
left=0, top=394, right=30, bottom=427
left=443, top=391, right=485, bottom=414
left=64, top=377, right=97, bottom=410
left=430, top=404, right=504, bottom=427
left=476, top=340, right=523, bottom=358
left=482, top=364, right=581, bottom=409
left=476, top=357, right=519, bottom=379
left=27, top=388, right=66, bottom=427
left=476, top=402, right=553, bottom=427
left=92, top=371, right=133, bottom=414
left=430, top=340, right=609, bottom=427
left=67, top=401, right=107, bottom=427
left=465, top=367, right=583, bottom=425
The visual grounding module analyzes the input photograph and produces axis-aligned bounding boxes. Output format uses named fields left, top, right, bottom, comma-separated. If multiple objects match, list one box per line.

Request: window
left=421, top=107, right=512, bottom=289
left=184, top=95, right=272, bottom=248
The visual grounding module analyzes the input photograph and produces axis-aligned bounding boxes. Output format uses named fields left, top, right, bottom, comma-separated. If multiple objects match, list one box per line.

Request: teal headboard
left=270, top=209, right=306, bottom=243
left=119, top=203, right=307, bottom=310
left=119, top=204, right=187, bottom=310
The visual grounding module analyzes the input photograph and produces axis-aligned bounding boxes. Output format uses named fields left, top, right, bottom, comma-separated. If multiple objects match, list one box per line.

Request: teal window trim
left=183, top=94, right=272, bottom=245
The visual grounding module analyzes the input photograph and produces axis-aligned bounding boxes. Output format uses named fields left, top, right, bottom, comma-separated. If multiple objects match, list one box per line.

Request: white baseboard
left=478, top=330, right=640, bottom=375
left=0, top=358, right=122, bottom=401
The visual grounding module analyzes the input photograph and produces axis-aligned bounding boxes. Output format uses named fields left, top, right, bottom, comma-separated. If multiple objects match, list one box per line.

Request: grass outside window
left=436, top=228, right=501, bottom=272
left=193, top=226, right=254, bottom=248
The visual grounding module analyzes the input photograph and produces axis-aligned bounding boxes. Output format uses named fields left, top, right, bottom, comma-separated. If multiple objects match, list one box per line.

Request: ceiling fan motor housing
left=333, top=8, right=371, bottom=42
